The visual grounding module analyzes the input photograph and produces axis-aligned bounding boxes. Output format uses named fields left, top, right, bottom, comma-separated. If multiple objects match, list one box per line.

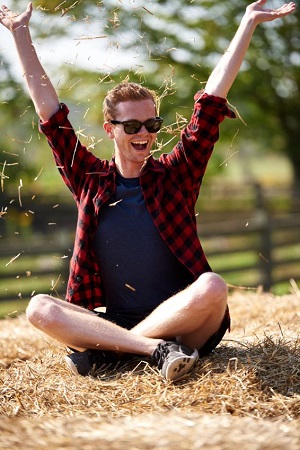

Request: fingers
left=249, top=0, right=296, bottom=21
left=0, top=2, right=33, bottom=26
left=0, top=5, right=14, bottom=18
left=25, top=2, right=33, bottom=19
left=0, top=5, right=11, bottom=14
left=275, top=2, right=296, bottom=16
left=0, top=5, right=9, bottom=22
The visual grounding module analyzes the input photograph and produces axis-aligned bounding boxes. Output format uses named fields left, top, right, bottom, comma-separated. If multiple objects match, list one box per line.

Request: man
left=0, top=1, right=295, bottom=381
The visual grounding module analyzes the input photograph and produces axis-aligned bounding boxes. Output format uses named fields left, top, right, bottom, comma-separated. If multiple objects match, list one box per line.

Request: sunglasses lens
left=124, top=121, right=142, bottom=134
left=121, top=118, right=163, bottom=134
left=146, top=119, right=162, bottom=133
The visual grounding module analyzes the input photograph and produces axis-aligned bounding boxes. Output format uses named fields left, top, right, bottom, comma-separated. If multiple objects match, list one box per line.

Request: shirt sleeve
left=161, top=90, right=236, bottom=200
left=39, top=103, right=101, bottom=200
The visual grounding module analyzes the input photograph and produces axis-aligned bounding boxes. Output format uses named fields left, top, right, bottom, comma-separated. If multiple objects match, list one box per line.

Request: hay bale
left=0, top=291, right=299, bottom=449
left=0, top=413, right=299, bottom=449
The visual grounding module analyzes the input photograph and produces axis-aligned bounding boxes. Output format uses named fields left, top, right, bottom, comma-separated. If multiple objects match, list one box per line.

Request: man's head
left=103, top=82, right=159, bottom=121
left=103, top=82, right=162, bottom=177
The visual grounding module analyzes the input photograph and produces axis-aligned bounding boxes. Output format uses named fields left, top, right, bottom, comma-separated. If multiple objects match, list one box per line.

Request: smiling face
left=104, top=99, right=158, bottom=178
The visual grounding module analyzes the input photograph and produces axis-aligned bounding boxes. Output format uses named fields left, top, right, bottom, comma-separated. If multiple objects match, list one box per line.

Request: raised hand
left=246, top=0, right=296, bottom=25
left=0, top=2, right=59, bottom=121
left=205, top=0, right=296, bottom=98
left=0, top=2, right=32, bottom=32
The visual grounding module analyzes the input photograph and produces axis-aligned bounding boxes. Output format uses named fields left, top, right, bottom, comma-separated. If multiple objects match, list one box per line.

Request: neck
left=115, top=158, right=147, bottom=178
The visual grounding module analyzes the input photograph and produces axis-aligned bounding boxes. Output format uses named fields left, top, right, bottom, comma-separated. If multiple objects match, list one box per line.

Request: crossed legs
left=26, top=272, right=228, bottom=355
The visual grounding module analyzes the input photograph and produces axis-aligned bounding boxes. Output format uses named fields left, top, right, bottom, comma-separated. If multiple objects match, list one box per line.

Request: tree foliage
left=1, top=0, right=300, bottom=187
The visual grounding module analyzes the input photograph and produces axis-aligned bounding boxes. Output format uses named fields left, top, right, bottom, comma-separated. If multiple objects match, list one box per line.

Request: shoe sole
left=64, top=355, right=80, bottom=376
left=163, top=351, right=199, bottom=382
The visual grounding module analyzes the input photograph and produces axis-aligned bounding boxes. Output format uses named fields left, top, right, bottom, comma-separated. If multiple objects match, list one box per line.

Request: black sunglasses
left=110, top=117, right=163, bottom=134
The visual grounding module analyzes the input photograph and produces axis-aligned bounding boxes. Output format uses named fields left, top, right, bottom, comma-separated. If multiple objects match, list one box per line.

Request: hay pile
left=0, top=291, right=299, bottom=449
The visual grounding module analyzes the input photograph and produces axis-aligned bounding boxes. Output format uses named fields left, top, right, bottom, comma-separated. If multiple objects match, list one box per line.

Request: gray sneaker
left=65, top=349, right=119, bottom=376
left=151, top=341, right=199, bottom=381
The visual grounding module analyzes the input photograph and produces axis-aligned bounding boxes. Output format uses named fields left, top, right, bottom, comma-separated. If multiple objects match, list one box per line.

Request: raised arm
left=0, top=2, right=60, bottom=121
left=205, top=0, right=296, bottom=98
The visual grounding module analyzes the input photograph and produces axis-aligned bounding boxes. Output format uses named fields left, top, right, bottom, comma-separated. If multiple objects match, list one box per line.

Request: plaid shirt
left=40, top=91, right=235, bottom=310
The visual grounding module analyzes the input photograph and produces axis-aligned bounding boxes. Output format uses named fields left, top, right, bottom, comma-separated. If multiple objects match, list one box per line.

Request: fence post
left=254, top=183, right=273, bottom=291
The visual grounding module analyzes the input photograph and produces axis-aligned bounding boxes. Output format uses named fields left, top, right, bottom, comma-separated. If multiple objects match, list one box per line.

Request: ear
left=103, top=121, right=115, bottom=140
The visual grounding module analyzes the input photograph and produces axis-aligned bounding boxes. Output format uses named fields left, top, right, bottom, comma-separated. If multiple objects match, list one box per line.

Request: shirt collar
left=140, top=155, right=165, bottom=175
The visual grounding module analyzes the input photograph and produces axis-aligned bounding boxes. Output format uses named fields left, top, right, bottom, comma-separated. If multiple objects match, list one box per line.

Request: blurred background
left=1, top=0, right=300, bottom=317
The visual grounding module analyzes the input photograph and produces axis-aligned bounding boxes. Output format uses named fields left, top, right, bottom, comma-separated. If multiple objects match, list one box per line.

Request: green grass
left=0, top=252, right=68, bottom=313
left=0, top=254, right=67, bottom=276
left=0, top=299, right=29, bottom=319
left=0, top=273, right=67, bottom=295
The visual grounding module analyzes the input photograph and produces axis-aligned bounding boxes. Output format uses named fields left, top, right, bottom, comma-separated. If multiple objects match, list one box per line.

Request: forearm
left=205, top=0, right=296, bottom=98
left=205, top=14, right=257, bottom=98
left=13, top=25, right=59, bottom=121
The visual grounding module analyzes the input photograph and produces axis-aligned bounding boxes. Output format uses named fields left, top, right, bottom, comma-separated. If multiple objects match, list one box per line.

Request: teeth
left=132, top=140, right=147, bottom=145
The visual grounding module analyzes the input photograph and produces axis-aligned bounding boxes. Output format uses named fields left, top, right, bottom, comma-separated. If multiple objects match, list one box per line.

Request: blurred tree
left=1, top=0, right=300, bottom=184
left=0, top=57, right=38, bottom=192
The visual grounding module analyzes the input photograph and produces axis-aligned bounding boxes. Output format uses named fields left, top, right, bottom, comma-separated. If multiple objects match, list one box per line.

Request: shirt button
left=105, top=190, right=111, bottom=196
left=76, top=276, right=82, bottom=282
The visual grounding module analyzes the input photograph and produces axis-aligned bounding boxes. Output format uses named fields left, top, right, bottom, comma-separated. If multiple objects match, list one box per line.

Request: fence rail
left=1, top=211, right=300, bottom=303
left=1, top=184, right=300, bottom=302
left=199, top=210, right=300, bottom=291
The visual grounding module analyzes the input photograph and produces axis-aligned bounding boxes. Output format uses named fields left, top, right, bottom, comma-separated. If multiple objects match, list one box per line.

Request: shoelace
left=153, top=343, right=171, bottom=369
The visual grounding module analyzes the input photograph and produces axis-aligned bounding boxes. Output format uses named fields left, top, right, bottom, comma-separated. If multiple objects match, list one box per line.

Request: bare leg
left=26, top=295, right=161, bottom=355
left=26, top=272, right=227, bottom=355
left=131, top=272, right=228, bottom=349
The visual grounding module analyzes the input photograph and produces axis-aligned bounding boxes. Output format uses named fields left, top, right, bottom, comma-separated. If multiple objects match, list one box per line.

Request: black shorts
left=94, top=306, right=230, bottom=356
left=197, top=305, right=230, bottom=356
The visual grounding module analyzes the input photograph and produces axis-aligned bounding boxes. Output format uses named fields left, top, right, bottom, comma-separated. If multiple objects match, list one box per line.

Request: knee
left=26, top=294, right=58, bottom=330
left=189, top=272, right=228, bottom=309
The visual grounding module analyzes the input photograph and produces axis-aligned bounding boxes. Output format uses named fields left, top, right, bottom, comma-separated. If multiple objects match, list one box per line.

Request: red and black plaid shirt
left=40, top=91, right=235, bottom=310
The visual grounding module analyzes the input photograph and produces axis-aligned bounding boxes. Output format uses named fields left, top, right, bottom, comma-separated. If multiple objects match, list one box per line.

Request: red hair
left=103, top=82, right=159, bottom=121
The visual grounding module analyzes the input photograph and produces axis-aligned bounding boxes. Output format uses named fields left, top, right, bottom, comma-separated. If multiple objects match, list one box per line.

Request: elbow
left=35, top=102, right=60, bottom=123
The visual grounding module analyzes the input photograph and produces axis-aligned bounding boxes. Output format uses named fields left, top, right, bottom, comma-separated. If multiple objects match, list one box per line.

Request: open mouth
left=131, top=140, right=148, bottom=151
